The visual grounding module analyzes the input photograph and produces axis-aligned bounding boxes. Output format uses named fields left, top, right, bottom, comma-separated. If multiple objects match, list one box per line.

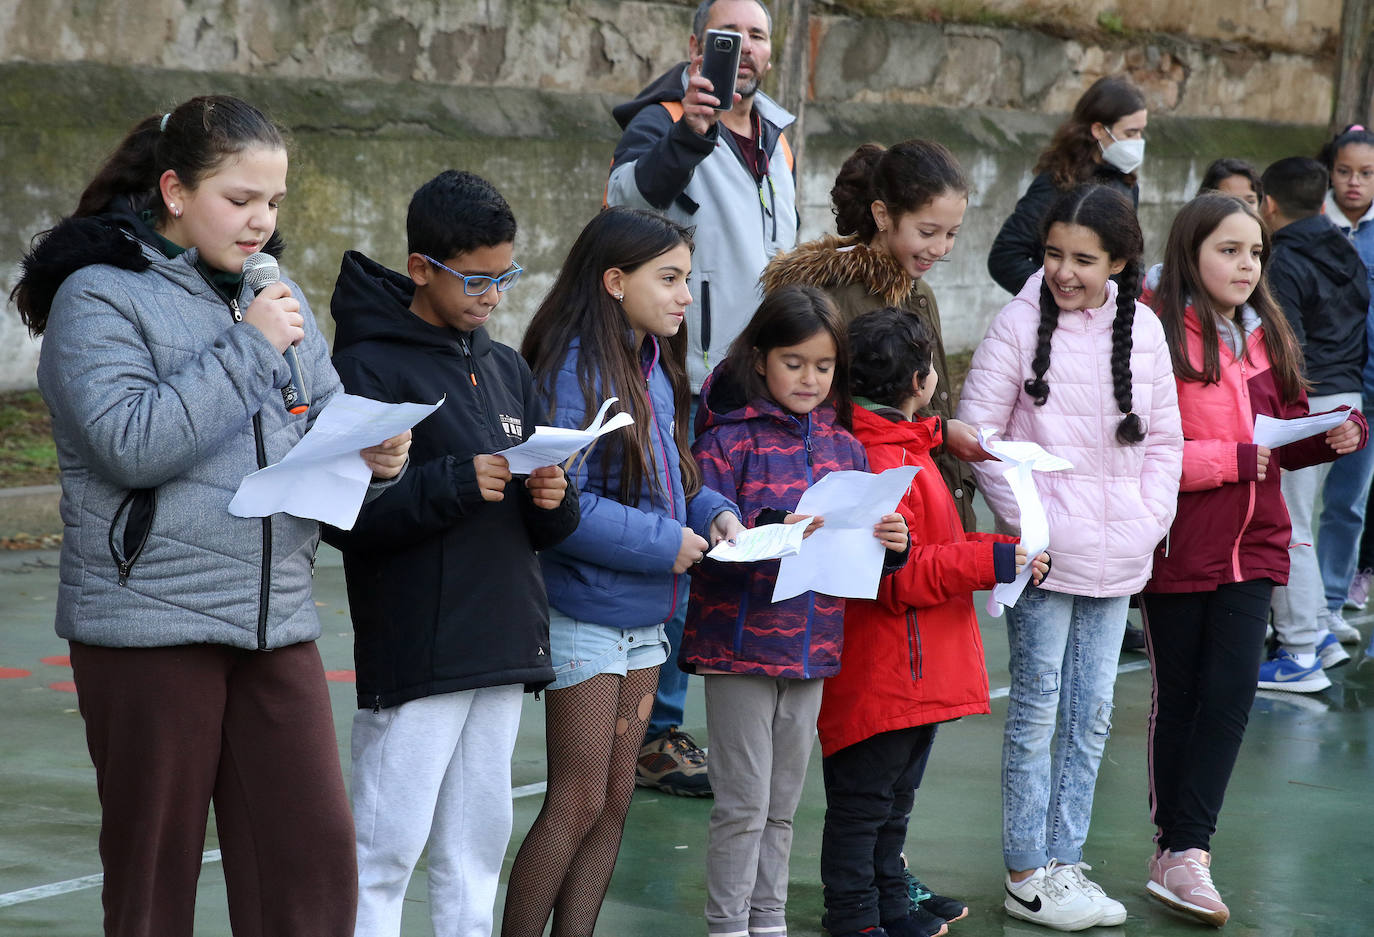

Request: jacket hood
left=696, top=359, right=836, bottom=436
left=1273, top=214, right=1363, bottom=289
left=612, top=62, right=795, bottom=131
left=762, top=235, right=914, bottom=307
left=850, top=404, right=941, bottom=452
left=612, top=64, right=689, bottom=129
left=330, top=250, right=493, bottom=358
left=14, top=198, right=285, bottom=332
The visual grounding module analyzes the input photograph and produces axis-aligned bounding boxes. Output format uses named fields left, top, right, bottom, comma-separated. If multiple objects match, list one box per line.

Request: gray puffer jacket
left=33, top=222, right=342, bottom=650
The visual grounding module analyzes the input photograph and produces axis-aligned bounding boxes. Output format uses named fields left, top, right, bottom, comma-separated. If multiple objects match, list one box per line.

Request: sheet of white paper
left=1252, top=410, right=1349, bottom=449
left=228, top=394, right=444, bottom=529
left=975, top=429, right=1073, bottom=617
left=497, top=397, right=635, bottom=475
left=771, top=466, right=919, bottom=602
left=707, top=522, right=808, bottom=563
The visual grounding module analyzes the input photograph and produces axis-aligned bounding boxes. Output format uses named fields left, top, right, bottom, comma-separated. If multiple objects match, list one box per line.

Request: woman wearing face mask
left=988, top=76, right=1147, bottom=297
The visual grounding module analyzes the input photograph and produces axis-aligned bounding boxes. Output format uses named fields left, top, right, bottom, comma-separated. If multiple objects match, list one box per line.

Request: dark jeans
left=820, top=725, right=937, bottom=932
left=70, top=640, right=357, bottom=937
left=1140, top=580, right=1271, bottom=853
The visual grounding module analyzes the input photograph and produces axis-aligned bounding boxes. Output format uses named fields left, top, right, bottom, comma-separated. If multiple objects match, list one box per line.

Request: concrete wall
left=0, top=0, right=1338, bottom=389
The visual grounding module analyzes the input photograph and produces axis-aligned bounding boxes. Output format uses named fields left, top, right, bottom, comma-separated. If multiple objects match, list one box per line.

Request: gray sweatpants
left=351, top=684, right=524, bottom=937
left=703, top=674, right=824, bottom=937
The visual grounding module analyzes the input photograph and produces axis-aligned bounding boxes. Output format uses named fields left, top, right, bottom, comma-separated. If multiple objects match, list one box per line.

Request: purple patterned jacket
left=679, top=365, right=871, bottom=679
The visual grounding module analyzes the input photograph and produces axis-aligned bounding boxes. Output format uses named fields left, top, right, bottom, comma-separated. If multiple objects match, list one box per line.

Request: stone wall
left=0, top=0, right=1339, bottom=388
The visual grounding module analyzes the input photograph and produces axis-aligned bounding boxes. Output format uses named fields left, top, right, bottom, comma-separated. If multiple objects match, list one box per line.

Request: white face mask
left=1100, top=128, right=1145, bottom=174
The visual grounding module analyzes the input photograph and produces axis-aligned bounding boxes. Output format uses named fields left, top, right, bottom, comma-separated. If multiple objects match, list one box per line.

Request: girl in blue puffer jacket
left=506, top=207, right=741, bottom=937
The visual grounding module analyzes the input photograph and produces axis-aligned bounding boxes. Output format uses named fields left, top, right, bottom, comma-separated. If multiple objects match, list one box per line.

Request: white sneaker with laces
left=1050, top=861, right=1127, bottom=926
left=1324, top=607, right=1362, bottom=645
left=1004, top=861, right=1102, bottom=931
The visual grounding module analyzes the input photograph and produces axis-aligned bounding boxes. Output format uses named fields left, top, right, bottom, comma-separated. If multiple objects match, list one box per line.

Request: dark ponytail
left=75, top=95, right=285, bottom=222
left=831, top=139, right=968, bottom=242
left=1109, top=257, right=1146, bottom=443
left=1023, top=278, right=1058, bottom=405
left=13, top=95, right=286, bottom=337
left=1023, top=183, right=1146, bottom=445
left=1317, top=124, right=1374, bottom=172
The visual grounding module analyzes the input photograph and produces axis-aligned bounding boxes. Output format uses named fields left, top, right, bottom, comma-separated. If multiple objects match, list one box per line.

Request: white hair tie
left=159, top=113, right=171, bottom=132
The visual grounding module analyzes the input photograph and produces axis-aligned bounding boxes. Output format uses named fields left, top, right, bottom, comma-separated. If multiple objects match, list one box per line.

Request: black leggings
left=1140, top=581, right=1271, bottom=853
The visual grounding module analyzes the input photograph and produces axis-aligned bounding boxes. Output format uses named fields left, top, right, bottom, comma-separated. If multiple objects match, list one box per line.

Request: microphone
left=242, top=252, right=310, bottom=415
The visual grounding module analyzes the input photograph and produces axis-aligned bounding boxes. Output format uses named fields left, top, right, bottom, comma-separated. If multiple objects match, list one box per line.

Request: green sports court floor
left=2, top=543, right=1372, bottom=935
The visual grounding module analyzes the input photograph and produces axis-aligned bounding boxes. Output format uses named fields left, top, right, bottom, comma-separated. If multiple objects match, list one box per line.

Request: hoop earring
left=169, top=204, right=181, bottom=218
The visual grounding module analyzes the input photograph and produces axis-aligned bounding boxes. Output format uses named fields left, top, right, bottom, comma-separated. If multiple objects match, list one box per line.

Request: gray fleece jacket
left=36, top=235, right=343, bottom=650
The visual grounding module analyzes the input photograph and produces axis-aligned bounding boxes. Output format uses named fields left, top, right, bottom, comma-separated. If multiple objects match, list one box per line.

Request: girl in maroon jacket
left=817, top=307, right=1046, bottom=937
left=680, top=285, right=909, bottom=937
left=1141, top=193, right=1366, bottom=925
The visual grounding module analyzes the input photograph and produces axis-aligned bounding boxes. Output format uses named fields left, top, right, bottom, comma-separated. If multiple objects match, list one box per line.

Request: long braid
left=1111, top=258, right=1146, bottom=443
left=1023, top=278, right=1059, bottom=405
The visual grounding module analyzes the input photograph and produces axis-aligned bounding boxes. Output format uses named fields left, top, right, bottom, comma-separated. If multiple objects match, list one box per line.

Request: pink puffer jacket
left=957, top=272, right=1183, bottom=597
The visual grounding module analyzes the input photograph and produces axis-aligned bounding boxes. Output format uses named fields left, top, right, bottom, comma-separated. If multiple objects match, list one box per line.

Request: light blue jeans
left=1002, top=586, right=1130, bottom=871
left=1318, top=404, right=1374, bottom=610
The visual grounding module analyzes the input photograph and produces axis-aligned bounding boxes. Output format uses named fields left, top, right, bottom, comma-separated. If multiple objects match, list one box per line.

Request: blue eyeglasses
left=424, top=255, right=523, bottom=295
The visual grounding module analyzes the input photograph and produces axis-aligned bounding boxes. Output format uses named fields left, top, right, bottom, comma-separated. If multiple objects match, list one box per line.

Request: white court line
left=0, top=660, right=1154, bottom=909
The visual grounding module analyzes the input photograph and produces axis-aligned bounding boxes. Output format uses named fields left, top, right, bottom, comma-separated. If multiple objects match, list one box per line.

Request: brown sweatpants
left=69, top=640, right=357, bottom=937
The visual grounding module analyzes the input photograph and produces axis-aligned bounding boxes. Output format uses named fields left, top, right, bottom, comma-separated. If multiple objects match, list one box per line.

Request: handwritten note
left=707, top=522, right=809, bottom=563
left=229, top=394, right=443, bottom=529
left=976, top=428, right=1072, bottom=616
left=497, top=397, right=634, bottom=474
left=771, top=466, right=919, bottom=602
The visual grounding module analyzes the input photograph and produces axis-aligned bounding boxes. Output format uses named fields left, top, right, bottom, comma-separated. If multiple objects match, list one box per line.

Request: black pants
left=1140, top=581, right=1271, bottom=853
left=820, top=724, right=936, bottom=933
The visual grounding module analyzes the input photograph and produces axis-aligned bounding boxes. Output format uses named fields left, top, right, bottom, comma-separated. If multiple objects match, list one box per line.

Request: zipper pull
left=229, top=298, right=242, bottom=322
left=372, top=696, right=382, bottom=714
left=805, top=434, right=813, bottom=466
left=461, top=338, right=478, bottom=386
left=117, top=562, right=131, bottom=586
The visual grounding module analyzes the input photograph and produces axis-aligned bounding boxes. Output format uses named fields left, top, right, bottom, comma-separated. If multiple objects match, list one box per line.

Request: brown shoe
left=634, top=727, right=712, bottom=797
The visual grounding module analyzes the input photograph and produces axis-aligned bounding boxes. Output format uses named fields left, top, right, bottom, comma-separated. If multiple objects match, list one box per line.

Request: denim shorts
left=546, top=608, right=670, bottom=691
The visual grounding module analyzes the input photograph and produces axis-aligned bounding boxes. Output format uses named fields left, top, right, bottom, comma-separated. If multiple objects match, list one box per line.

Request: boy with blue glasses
left=326, top=169, right=580, bottom=937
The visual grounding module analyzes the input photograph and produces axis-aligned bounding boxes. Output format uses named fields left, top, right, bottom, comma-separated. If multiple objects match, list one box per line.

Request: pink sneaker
left=1147, top=848, right=1229, bottom=926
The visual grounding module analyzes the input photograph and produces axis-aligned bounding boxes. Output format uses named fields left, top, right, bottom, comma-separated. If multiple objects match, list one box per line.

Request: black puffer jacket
left=1268, top=213, right=1370, bottom=396
left=987, top=166, right=1138, bottom=295
left=324, top=251, right=579, bottom=709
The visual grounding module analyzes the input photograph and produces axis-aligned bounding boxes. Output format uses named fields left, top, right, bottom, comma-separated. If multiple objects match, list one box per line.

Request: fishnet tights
left=500, top=666, right=660, bottom=937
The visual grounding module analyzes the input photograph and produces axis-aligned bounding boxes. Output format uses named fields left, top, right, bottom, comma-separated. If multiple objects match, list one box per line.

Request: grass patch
left=0, top=390, right=58, bottom=488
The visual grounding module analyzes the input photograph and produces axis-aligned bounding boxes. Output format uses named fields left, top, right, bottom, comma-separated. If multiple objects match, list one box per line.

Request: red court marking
left=49, top=680, right=77, bottom=693
left=0, top=667, right=32, bottom=679
left=40, top=655, right=71, bottom=667
left=325, top=670, right=356, bottom=683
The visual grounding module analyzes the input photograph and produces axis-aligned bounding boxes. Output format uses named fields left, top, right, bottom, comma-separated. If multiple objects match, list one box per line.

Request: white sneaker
left=1050, top=861, right=1127, bottom=926
left=1004, top=861, right=1102, bottom=931
left=1324, top=607, right=1362, bottom=645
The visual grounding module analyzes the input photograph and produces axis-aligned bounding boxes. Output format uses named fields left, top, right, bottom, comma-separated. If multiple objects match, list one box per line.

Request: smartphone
left=700, top=29, right=743, bottom=111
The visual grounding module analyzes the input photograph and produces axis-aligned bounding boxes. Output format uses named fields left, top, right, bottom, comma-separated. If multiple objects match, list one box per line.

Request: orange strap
left=603, top=101, right=793, bottom=207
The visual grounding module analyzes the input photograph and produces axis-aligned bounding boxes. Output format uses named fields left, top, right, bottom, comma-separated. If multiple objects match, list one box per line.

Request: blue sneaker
left=1317, top=632, right=1351, bottom=670
left=1257, top=648, right=1331, bottom=692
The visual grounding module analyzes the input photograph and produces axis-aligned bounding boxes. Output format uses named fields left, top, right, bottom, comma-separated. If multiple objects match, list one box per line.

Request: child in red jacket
left=817, top=308, right=1047, bottom=937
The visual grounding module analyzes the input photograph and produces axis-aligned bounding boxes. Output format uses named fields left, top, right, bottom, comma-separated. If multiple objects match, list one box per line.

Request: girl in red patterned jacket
left=1140, top=193, right=1366, bottom=925
left=818, top=307, right=1046, bottom=937
left=680, top=284, right=910, bottom=937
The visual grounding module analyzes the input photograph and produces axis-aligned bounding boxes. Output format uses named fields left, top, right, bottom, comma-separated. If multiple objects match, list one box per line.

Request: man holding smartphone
left=606, top=0, right=799, bottom=798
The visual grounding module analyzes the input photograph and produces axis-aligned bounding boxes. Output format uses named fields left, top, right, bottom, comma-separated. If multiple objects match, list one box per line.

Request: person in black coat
left=1258, top=157, right=1370, bottom=668
left=325, top=171, right=579, bottom=937
left=988, top=76, right=1148, bottom=296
